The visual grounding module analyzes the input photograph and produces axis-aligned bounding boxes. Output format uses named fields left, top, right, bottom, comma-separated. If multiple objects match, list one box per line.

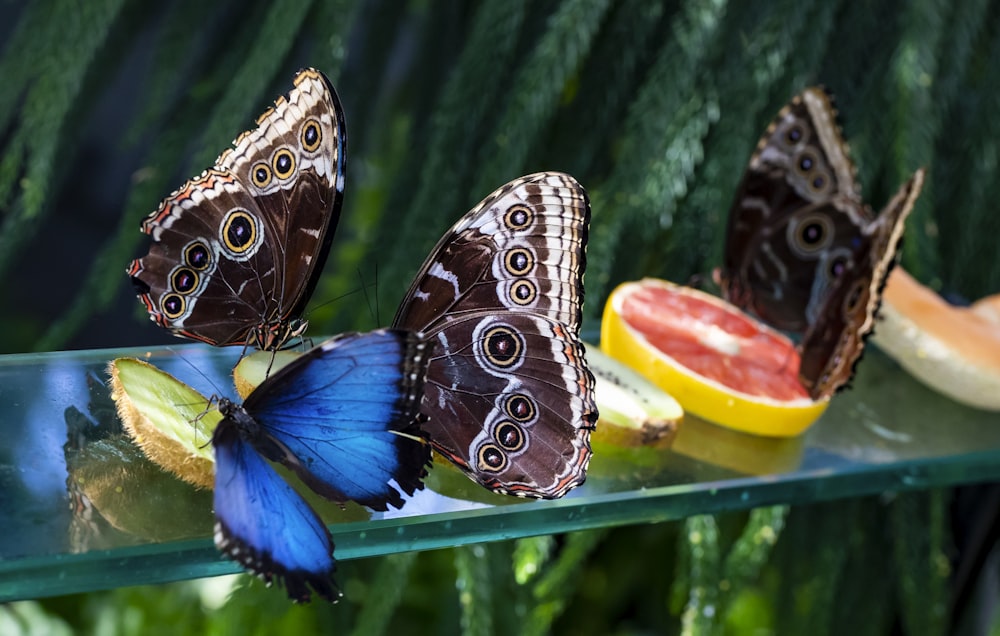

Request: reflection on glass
left=0, top=344, right=999, bottom=602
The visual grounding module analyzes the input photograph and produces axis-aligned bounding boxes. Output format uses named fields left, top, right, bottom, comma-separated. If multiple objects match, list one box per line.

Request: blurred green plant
left=1, top=0, right=998, bottom=351
left=1, top=0, right=995, bottom=632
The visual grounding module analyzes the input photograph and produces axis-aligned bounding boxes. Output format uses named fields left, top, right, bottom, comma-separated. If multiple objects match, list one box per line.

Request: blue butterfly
left=211, top=329, right=430, bottom=602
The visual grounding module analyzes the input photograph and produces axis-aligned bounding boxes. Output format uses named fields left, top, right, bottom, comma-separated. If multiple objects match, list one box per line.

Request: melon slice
left=872, top=268, right=1000, bottom=411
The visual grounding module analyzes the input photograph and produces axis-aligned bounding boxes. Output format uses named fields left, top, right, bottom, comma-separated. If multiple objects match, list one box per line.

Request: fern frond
left=193, top=0, right=317, bottom=168
left=549, top=0, right=667, bottom=180
left=306, top=0, right=363, bottom=85
left=0, top=0, right=128, bottom=279
left=470, top=0, right=613, bottom=198
left=369, top=1, right=529, bottom=313
left=524, top=529, right=607, bottom=636
left=680, top=514, right=720, bottom=635
left=122, top=0, right=230, bottom=147
left=348, top=552, right=418, bottom=636
left=587, top=0, right=728, bottom=307
left=819, top=1, right=901, bottom=189
left=454, top=544, right=494, bottom=636
left=0, top=2, right=53, bottom=134
left=937, top=19, right=1000, bottom=297
left=721, top=506, right=787, bottom=598
left=513, top=535, right=556, bottom=586
left=890, top=491, right=950, bottom=636
left=889, top=0, right=948, bottom=279
left=36, top=112, right=204, bottom=350
left=677, top=0, right=824, bottom=278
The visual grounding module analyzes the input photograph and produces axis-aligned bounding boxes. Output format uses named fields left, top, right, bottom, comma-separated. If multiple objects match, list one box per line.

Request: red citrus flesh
left=619, top=284, right=810, bottom=401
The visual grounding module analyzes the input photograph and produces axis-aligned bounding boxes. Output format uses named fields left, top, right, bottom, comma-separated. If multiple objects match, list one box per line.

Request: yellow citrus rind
left=601, top=279, right=829, bottom=437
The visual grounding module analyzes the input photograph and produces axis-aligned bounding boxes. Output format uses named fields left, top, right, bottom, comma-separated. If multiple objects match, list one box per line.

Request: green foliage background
left=1, top=0, right=997, bottom=633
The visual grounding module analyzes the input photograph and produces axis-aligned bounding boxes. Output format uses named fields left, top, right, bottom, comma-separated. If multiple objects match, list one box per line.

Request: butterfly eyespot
left=788, top=213, right=833, bottom=255
left=798, top=154, right=816, bottom=173
left=480, top=325, right=524, bottom=369
left=477, top=444, right=507, bottom=472
left=300, top=119, right=322, bottom=152
left=803, top=164, right=834, bottom=195
left=171, top=267, right=198, bottom=294
left=504, top=248, right=534, bottom=276
left=505, top=393, right=536, bottom=423
left=504, top=204, right=533, bottom=230
left=509, top=279, right=537, bottom=305
left=495, top=422, right=525, bottom=451
left=828, top=254, right=850, bottom=278
left=161, top=293, right=186, bottom=319
left=221, top=210, right=260, bottom=255
left=251, top=162, right=272, bottom=188
left=785, top=124, right=804, bottom=145
left=272, top=149, right=296, bottom=179
left=184, top=242, right=212, bottom=271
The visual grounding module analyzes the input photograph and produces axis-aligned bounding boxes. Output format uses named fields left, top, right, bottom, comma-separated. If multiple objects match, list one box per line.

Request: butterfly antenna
left=264, top=349, right=275, bottom=378
left=191, top=395, right=221, bottom=449
left=302, top=285, right=372, bottom=323
left=374, top=262, right=381, bottom=326
left=169, top=346, right=226, bottom=396
left=356, top=266, right=380, bottom=326
left=168, top=346, right=227, bottom=443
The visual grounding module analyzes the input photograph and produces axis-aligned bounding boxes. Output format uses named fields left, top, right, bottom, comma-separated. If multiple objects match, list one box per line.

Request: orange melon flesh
left=602, top=279, right=828, bottom=438
left=971, top=294, right=1000, bottom=326
left=873, top=268, right=1000, bottom=411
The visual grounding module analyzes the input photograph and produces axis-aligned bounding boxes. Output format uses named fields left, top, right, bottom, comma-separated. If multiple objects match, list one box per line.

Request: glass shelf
left=1, top=342, right=998, bottom=602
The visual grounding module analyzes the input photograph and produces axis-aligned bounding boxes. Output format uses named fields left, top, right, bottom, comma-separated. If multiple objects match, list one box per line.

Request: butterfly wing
left=243, top=329, right=431, bottom=511
left=798, top=168, right=926, bottom=399
left=421, top=313, right=594, bottom=497
left=393, top=172, right=597, bottom=498
left=213, top=420, right=340, bottom=603
left=129, top=68, right=346, bottom=349
left=720, top=87, right=873, bottom=332
left=393, top=172, right=587, bottom=332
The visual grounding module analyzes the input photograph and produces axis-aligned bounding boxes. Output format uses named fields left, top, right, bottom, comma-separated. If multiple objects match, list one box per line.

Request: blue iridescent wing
left=213, top=421, right=340, bottom=603
left=245, top=329, right=431, bottom=511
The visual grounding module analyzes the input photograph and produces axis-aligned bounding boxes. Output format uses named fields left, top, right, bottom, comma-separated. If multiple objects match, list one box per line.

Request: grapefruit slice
left=872, top=268, right=1000, bottom=411
left=601, top=278, right=829, bottom=437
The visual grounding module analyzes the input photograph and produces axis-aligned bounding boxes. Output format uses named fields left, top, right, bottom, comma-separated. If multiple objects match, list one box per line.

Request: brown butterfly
left=128, top=68, right=346, bottom=351
left=717, top=87, right=925, bottom=400
left=392, top=172, right=597, bottom=498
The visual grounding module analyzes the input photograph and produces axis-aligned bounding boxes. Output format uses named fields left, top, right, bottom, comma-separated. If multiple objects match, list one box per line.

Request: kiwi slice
left=233, top=350, right=300, bottom=398
left=108, top=358, right=217, bottom=488
left=585, top=344, right=684, bottom=448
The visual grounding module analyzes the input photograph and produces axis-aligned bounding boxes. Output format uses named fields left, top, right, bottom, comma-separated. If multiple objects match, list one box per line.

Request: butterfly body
left=719, top=87, right=925, bottom=400
left=211, top=329, right=430, bottom=602
left=393, top=172, right=597, bottom=499
left=129, top=68, right=346, bottom=350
